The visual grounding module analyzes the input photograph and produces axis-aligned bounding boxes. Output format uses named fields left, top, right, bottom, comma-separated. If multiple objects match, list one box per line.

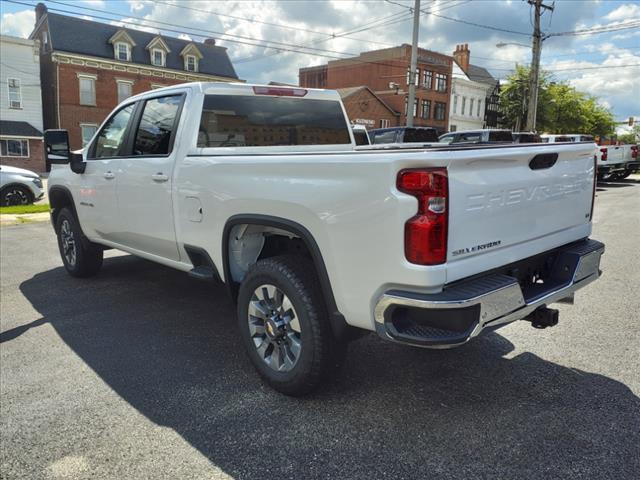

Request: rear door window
left=133, top=95, right=183, bottom=156
left=372, top=130, right=397, bottom=144
left=488, top=130, right=514, bottom=142
left=460, top=132, right=482, bottom=143
left=198, top=95, right=350, bottom=147
left=403, top=128, right=438, bottom=143
left=580, top=135, right=594, bottom=142
left=353, top=130, right=370, bottom=145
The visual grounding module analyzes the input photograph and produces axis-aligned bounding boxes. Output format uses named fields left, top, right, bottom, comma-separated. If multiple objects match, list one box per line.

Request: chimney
left=453, top=43, right=470, bottom=72
left=35, top=2, right=47, bottom=24
left=203, top=38, right=216, bottom=46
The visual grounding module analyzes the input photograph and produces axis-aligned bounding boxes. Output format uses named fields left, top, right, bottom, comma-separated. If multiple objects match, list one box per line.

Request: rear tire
left=55, top=207, right=103, bottom=277
left=237, top=255, right=345, bottom=396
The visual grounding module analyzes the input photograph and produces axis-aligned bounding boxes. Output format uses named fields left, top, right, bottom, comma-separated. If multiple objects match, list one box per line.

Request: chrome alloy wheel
left=60, top=219, right=77, bottom=267
left=248, top=284, right=302, bottom=372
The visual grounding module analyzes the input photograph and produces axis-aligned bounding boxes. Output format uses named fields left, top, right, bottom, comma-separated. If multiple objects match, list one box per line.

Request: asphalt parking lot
left=1, top=178, right=639, bottom=480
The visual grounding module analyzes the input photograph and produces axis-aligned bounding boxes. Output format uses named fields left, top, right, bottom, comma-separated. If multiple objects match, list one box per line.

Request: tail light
left=600, top=147, right=608, bottom=161
left=632, top=145, right=638, bottom=159
left=397, top=168, right=448, bottom=265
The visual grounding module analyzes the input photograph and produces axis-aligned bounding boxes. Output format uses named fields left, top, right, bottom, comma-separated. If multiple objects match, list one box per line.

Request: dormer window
left=151, top=49, right=165, bottom=67
left=185, top=55, right=197, bottom=72
left=109, top=29, right=136, bottom=63
left=180, top=43, right=203, bottom=73
left=115, top=42, right=130, bottom=61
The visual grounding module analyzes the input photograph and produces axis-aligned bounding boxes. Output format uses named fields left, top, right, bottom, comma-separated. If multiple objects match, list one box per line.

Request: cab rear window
left=197, top=95, right=351, bottom=147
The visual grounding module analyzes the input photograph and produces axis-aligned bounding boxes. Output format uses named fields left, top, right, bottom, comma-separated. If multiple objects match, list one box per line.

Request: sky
left=1, top=0, right=638, bottom=121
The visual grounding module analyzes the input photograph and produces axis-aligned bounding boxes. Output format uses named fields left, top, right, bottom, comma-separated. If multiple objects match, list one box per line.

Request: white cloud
left=178, top=33, right=193, bottom=41
left=604, top=3, right=640, bottom=22
left=81, top=0, right=106, bottom=6
left=0, top=9, right=35, bottom=38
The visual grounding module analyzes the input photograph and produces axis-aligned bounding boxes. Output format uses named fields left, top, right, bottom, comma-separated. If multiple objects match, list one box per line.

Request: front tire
left=1, top=185, right=34, bottom=206
left=55, top=207, right=103, bottom=277
left=237, top=255, right=345, bottom=396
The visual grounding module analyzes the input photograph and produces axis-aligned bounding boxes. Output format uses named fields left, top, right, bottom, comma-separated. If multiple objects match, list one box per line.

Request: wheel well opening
left=227, top=224, right=314, bottom=289
left=49, top=188, right=74, bottom=227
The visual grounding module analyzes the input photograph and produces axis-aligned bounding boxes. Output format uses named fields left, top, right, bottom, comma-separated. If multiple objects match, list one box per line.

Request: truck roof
left=129, top=81, right=342, bottom=103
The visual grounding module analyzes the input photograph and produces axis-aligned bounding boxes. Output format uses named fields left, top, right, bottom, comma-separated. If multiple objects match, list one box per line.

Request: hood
left=0, top=165, right=40, bottom=178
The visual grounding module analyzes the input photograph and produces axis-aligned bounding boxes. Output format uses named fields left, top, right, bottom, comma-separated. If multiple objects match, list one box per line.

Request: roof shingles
left=0, top=120, right=43, bottom=138
left=45, top=13, right=238, bottom=79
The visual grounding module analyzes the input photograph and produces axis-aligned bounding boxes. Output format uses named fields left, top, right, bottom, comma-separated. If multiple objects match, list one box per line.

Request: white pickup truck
left=597, top=143, right=639, bottom=180
left=45, top=83, right=604, bottom=395
left=541, top=133, right=639, bottom=180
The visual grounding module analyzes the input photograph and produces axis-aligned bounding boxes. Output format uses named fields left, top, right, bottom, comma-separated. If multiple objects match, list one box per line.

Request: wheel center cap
left=265, top=317, right=284, bottom=339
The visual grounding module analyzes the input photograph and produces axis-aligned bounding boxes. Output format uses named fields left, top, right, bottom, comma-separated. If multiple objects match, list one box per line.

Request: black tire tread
left=55, top=207, right=103, bottom=278
left=238, top=255, right=344, bottom=396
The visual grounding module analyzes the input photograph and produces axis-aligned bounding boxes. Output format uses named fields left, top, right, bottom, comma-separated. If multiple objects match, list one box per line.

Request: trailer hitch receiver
left=524, top=307, right=559, bottom=329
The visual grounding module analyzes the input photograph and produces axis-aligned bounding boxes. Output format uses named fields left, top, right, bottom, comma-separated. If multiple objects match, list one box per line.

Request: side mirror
left=44, top=129, right=70, bottom=164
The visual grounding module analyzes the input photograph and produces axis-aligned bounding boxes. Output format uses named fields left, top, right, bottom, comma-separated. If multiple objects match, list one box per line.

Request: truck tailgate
left=447, top=143, right=595, bottom=265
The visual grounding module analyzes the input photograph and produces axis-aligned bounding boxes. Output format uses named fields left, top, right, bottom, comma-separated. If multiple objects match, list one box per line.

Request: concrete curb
left=0, top=212, right=50, bottom=226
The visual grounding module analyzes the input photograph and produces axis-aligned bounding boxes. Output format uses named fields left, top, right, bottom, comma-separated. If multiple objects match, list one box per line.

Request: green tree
left=499, top=66, right=616, bottom=136
left=618, top=125, right=640, bottom=144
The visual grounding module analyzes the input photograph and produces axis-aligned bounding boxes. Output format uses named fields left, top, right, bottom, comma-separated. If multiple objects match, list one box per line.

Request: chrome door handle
left=104, top=171, right=115, bottom=180
left=151, top=173, right=169, bottom=182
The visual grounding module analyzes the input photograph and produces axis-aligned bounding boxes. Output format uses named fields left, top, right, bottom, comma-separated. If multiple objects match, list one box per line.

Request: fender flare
left=222, top=214, right=349, bottom=339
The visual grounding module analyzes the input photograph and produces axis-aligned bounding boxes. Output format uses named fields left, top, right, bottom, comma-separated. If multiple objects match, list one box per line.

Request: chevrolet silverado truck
left=44, top=83, right=604, bottom=395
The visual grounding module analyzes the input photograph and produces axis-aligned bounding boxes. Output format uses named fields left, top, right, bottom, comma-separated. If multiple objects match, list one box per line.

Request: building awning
left=0, top=120, right=43, bottom=138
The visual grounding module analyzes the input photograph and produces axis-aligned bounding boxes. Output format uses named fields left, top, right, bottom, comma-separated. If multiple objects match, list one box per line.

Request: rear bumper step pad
left=374, top=239, right=604, bottom=348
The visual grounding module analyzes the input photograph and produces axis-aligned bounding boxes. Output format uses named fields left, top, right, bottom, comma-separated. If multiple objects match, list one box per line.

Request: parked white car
left=0, top=165, right=44, bottom=206
left=44, top=82, right=604, bottom=395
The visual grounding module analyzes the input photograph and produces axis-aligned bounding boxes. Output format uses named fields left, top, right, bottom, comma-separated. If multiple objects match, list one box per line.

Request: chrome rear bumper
left=374, top=239, right=604, bottom=348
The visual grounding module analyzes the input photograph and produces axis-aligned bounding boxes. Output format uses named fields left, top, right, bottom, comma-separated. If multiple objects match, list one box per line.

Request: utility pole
left=406, top=0, right=421, bottom=127
left=526, top=0, right=553, bottom=131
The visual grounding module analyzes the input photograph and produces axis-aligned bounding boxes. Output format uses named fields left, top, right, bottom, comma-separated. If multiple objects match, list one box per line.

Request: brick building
left=29, top=3, right=239, bottom=151
left=300, top=45, right=453, bottom=133
left=0, top=35, right=45, bottom=172
left=337, top=86, right=399, bottom=129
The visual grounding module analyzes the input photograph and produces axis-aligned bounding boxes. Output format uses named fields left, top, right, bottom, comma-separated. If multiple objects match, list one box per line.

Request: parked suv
left=0, top=165, right=44, bottom=206
left=368, top=126, right=439, bottom=144
left=438, top=129, right=514, bottom=144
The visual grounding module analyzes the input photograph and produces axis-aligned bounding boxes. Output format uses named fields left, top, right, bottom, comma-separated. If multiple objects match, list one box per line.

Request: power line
left=152, top=0, right=406, bottom=48
left=42, top=0, right=361, bottom=58
left=386, top=0, right=532, bottom=36
left=548, top=21, right=640, bottom=37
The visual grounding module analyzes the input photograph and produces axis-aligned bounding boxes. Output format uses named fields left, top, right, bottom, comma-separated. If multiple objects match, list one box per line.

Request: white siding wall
left=448, top=62, right=488, bottom=132
left=0, top=35, right=43, bottom=133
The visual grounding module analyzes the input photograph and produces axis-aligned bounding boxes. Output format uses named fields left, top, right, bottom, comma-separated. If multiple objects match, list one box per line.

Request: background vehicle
left=351, top=124, right=371, bottom=145
left=438, top=129, right=514, bottom=144
left=540, top=134, right=573, bottom=143
left=368, top=126, right=439, bottom=144
left=0, top=165, right=44, bottom=206
left=597, top=143, right=638, bottom=180
left=44, top=82, right=604, bottom=395
left=513, top=132, right=542, bottom=143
